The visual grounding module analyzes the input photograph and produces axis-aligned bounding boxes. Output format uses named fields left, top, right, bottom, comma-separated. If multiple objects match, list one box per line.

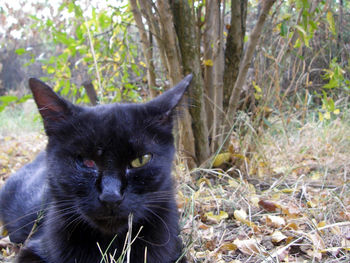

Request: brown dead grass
left=176, top=113, right=350, bottom=262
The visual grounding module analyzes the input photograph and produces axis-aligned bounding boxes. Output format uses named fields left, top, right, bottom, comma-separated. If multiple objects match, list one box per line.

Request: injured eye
left=83, top=159, right=96, bottom=168
left=130, top=154, right=152, bottom=168
left=76, top=156, right=97, bottom=170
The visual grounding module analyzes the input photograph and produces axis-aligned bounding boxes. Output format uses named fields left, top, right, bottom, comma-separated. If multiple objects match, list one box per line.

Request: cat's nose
left=98, top=175, right=124, bottom=205
left=99, top=190, right=123, bottom=204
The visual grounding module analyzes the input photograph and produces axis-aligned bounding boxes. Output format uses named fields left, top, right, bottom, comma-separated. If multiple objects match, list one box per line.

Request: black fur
left=0, top=75, right=192, bottom=263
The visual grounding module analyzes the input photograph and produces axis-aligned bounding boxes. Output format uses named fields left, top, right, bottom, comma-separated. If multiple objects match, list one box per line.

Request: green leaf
left=15, top=48, right=26, bottom=55
left=18, top=94, right=32, bottom=103
left=280, top=21, right=287, bottom=37
left=0, top=95, right=18, bottom=103
left=47, top=66, right=56, bottom=74
left=326, top=11, right=336, bottom=35
left=131, top=64, right=141, bottom=76
left=29, top=15, right=40, bottom=21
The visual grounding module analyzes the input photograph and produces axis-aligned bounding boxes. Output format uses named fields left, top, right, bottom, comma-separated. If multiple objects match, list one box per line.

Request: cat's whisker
left=141, top=207, right=171, bottom=247
left=5, top=205, right=83, bottom=238
left=145, top=204, right=173, bottom=212
left=0, top=199, right=77, bottom=231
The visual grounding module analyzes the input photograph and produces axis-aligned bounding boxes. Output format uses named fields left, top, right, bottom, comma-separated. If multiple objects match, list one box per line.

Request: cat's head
left=28, top=75, right=192, bottom=234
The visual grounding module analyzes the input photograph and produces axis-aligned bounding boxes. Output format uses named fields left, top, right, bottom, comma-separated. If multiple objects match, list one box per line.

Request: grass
left=1, top=104, right=349, bottom=262
left=0, top=100, right=42, bottom=136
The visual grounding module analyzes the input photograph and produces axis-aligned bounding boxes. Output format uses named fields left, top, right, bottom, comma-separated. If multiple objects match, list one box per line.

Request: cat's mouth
left=95, top=215, right=123, bottom=222
left=92, top=215, right=129, bottom=234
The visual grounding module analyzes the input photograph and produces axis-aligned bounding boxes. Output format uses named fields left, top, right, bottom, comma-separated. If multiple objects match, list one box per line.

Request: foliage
left=14, top=1, right=144, bottom=104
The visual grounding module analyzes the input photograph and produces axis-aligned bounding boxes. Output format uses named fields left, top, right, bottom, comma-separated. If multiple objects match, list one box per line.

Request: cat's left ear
left=147, top=74, right=193, bottom=115
left=29, top=78, right=73, bottom=129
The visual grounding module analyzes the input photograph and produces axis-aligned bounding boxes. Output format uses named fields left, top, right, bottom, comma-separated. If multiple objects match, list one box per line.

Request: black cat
left=0, top=75, right=192, bottom=263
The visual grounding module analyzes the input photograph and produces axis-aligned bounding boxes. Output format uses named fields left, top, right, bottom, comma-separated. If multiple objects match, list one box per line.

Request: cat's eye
left=130, top=154, right=152, bottom=168
left=76, top=156, right=96, bottom=170
left=83, top=159, right=96, bottom=168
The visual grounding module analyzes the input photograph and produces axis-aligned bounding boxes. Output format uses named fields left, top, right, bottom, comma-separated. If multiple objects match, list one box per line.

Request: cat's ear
left=147, top=74, right=193, bottom=115
left=29, top=78, right=72, bottom=128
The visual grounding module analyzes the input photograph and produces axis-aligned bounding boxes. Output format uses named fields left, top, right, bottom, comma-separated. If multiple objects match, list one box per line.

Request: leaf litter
left=176, top=118, right=350, bottom=262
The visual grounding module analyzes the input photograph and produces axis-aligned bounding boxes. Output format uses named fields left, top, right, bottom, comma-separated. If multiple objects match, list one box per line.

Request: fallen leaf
left=205, top=211, right=228, bottom=224
left=284, top=222, right=299, bottom=230
left=234, top=209, right=247, bottom=222
left=233, top=238, right=261, bottom=255
left=212, top=153, right=231, bottom=167
left=266, top=215, right=286, bottom=228
left=280, top=188, right=294, bottom=193
left=234, top=209, right=259, bottom=231
left=271, top=230, right=287, bottom=243
left=259, top=200, right=279, bottom=212
left=196, top=177, right=212, bottom=187
left=219, top=242, right=237, bottom=252
left=228, top=179, right=240, bottom=188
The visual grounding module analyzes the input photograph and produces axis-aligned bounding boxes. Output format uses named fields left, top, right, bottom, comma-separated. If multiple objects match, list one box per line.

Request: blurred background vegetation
left=0, top=0, right=349, bottom=168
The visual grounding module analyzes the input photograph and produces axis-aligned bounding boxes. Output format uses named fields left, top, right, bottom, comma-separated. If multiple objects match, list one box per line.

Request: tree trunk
left=338, top=0, right=345, bottom=63
left=156, top=0, right=197, bottom=169
left=129, top=0, right=157, bottom=98
left=172, top=0, right=210, bottom=165
left=226, top=0, right=276, bottom=129
left=203, top=0, right=219, bottom=130
left=222, top=0, right=247, bottom=113
left=211, top=0, right=225, bottom=152
left=82, top=80, right=98, bottom=105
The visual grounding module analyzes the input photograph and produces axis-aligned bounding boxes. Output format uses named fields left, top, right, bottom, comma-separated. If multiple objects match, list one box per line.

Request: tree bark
left=226, top=0, right=276, bottom=129
left=156, top=0, right=197, bottom=168
left=338, top=0, right=345, bottom=63
left=212, top=0, right=225, bottom=152
left=82, top=80, right=98, bottom=105
left=203, top=0, right=219, bottom=129
left=172, top=0, right=210, bottom=165
left=222, top=0, right=247, bottom=113
left=202, top=0, right=225, bottom=152
left=129, top=0, right=157, bottom=98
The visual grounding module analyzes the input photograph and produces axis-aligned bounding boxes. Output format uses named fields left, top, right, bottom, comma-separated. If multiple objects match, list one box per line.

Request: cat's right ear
left=29, top=78, right=72, bottom=128
left=147, top=74, right=193, bottom=115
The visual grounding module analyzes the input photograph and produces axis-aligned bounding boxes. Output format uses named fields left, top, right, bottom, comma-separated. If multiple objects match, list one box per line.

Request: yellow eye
left=130, top=154, right=152, bottom=168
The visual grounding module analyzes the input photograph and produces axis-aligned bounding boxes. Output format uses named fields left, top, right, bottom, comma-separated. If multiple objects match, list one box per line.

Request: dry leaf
left=234, top=209, right=259, bottom=231
left=266, top=215, right=286, bottom=228
left=250, top=195, right=260, bottom=207
left=196, top=177, right=212, bottom=187
left=212, top=153, right=231, bottom=167
left=228, top=179, right=240, bottom=188
left=234, top=209, right=247, bottom=222
left=271, top=230, right=287, bottom=243
left=233, top=238, right=261, bottom=255
left=205, top=211, right=228, bottom=224
left=258, top=199, right=279, bottom=212
left=281, top=203, right=301, bottom=218
left=219, top=242, right=237, bottom=252
left=280, top=188, right=294, bottom=193
left=308, top=233, right=325, bottom=250
left=284, top=222, right=299, bottom=230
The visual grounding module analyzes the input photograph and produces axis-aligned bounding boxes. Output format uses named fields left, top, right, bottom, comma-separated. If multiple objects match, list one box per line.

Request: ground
left=0, top=102, right=349, bottom=262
